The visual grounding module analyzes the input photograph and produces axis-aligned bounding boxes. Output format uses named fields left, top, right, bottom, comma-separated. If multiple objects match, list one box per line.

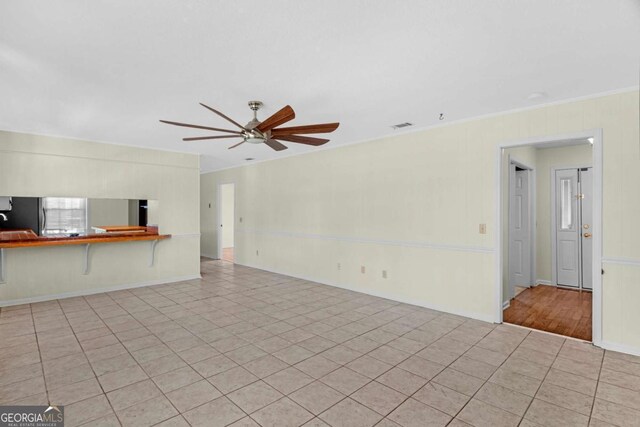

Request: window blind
left=42, top=197, right=87, bottom=234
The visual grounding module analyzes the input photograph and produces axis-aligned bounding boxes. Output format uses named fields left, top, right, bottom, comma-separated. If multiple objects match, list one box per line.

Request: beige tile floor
left=1, top=259, right=639, bottom=426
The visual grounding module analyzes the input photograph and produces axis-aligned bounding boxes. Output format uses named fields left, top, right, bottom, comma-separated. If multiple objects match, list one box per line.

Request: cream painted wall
left=147, top=200, right=160, bottom=227
left=200, top=178, right=216, bottom=258
left=220, top=184, right=235, bottom=249
left=128, top=199, right=139, bottom=226
left=201, top=90, right=639, bottom=352
left=535, top=144, right=593, bottom=283
left=0, top=131, right=201, bottom=304
left=89, top=198, right=130, bottom=228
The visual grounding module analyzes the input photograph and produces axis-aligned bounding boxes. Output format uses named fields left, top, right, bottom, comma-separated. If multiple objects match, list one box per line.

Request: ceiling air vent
left=391, top=122, right=413, bottom=130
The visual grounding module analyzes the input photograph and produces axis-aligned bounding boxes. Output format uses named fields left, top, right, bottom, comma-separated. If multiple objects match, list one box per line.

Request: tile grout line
left=444, top=328, right=534, bottom=425
left=379, top=320, right=499, bottom=424
left=516, top=339, right=591, bottom=426
left=3, top=260, right=623, bottom=427
left=240, top=293, right=429, bottom=424
left=31, top=303, right=49, bottom=407
left=234, top=279, right=458, bottom=424
left=59, top=293, right=143, bottom=426
left=100, top=281, right=246, bottom=425
left=4, top=271, right=478, bottom=425
left=277, top=309, right=492, bottom=424
left=54, top=283, right=214, bottom=425
left=588, top=348, right=606, bottom=423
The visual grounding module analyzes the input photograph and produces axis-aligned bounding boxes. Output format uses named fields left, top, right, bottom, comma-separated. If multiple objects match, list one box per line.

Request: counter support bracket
left=0, top=248, right=5, bottom=284
left=82, top=244, right=91, bottom=275
left=149, top=240, right=158, bottom=267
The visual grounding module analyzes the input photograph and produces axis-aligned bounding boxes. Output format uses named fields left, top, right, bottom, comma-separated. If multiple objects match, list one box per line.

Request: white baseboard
left=236, top=261, right=495, bottom=324
left=0, top=274, right=202, bottom=307
left=505, top=322, right=591, bottom=343
left=535, top=280, right=554, bottom=286
left=600, top=341, right=640, bottom=357
left=200, top=253, right=218, bottom=260
left=503, top=300, right=510, bottom=310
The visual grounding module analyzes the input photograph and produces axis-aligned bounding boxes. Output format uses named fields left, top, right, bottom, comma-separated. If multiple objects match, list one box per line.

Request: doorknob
left=584, top=232, right=592, bottom=238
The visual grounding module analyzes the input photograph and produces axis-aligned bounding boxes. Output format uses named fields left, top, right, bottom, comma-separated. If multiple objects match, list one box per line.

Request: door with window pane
left=555, top=169, right=580, bottom=287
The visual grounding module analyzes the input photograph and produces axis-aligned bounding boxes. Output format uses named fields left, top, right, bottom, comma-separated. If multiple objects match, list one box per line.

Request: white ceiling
left=1, top=1, right=638, bottom=172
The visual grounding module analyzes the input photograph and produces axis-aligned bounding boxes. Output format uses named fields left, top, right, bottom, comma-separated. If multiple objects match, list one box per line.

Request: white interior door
left=555, top=169, right=580, bottom=287
left=509, top=167, right=532, bottom=295
left=580, top=168, right=593, bottom=290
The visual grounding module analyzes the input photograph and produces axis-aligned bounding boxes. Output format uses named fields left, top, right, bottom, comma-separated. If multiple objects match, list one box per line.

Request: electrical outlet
left=239, top=217, right=243, bottom=223
left=208, top=203, right=211, bottom=208
left=337, top=263, right=341, bottom=270
left=479, top=223, right=487, bottom=234
left=256, top=250, right=259, bottom=256
left=382, top=270, right=387, bottom=279
left=361, top=266, right=365, bottom=274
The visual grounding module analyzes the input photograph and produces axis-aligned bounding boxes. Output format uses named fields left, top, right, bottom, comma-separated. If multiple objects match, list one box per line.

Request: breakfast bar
left=0, top=227, right=171, bottom=283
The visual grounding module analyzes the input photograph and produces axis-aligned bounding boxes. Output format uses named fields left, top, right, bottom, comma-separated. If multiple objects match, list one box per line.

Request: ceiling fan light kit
left=160, top=101, right=339, bottom=152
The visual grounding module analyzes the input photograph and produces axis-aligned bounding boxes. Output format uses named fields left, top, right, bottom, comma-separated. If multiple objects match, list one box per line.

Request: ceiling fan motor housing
left=244, top=101, right=266, bottom=142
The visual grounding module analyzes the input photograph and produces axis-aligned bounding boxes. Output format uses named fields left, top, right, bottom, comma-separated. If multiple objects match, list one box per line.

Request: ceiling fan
left=160, top=101, right=339, bottom=151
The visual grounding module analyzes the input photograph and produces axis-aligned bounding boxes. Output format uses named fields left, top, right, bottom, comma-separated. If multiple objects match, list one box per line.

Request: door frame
left=507, top=156, right=536, bottom=301
left=550, top=165, right=592, bottom=288
left=495, top=129, right=603, bottom=346
left=216, top=182, right=236, bottom=261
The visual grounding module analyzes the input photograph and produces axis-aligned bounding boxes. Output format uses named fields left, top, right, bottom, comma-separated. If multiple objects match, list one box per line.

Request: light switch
left=361, top=266, right=365, bottom=274
left=479, top=224, right=487, bottom=234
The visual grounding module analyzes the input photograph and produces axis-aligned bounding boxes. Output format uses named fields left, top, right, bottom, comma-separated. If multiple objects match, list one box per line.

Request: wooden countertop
left=0, top=227, right=170, bottom=248
left=0, top=229, right=39, bottom=241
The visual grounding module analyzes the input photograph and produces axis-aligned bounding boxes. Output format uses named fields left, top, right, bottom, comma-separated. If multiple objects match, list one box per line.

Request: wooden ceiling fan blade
left=199, top=103, right=246, bottom=130
left=264, top=139, right=288, bottom=151
left=159, top=120, right=243, bottom=134
left=274, top=135, right=329, bottom=146
left=228, top=141, right=246, bottom=149
left=183, top=135, right=244, bottom=141
left=271, top=122, right=339, bottom=136
left=256, top=105, right=295, bottom=132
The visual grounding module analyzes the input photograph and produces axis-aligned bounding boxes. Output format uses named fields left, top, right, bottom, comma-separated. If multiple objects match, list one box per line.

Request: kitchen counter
left=0, top=227, right=170, bottom=248
left=0, top=226, right=171, bottom=281
left=0, top=229, right=38, bottom=241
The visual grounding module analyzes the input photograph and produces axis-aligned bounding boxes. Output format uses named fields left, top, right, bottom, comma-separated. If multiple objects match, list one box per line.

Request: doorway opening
left=497, top=131, right=602, bottom=343
left=218, top=183, right=235, bottom=263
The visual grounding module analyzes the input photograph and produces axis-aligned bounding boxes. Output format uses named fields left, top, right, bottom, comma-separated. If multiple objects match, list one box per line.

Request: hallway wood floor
left=503, top=285, right=592, bottom=341
left=222, top=247, right=234, bottom=262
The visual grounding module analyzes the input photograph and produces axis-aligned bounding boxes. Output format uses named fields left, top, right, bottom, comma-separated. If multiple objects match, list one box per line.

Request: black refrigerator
left=0, top=197, right=45, bottom=235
